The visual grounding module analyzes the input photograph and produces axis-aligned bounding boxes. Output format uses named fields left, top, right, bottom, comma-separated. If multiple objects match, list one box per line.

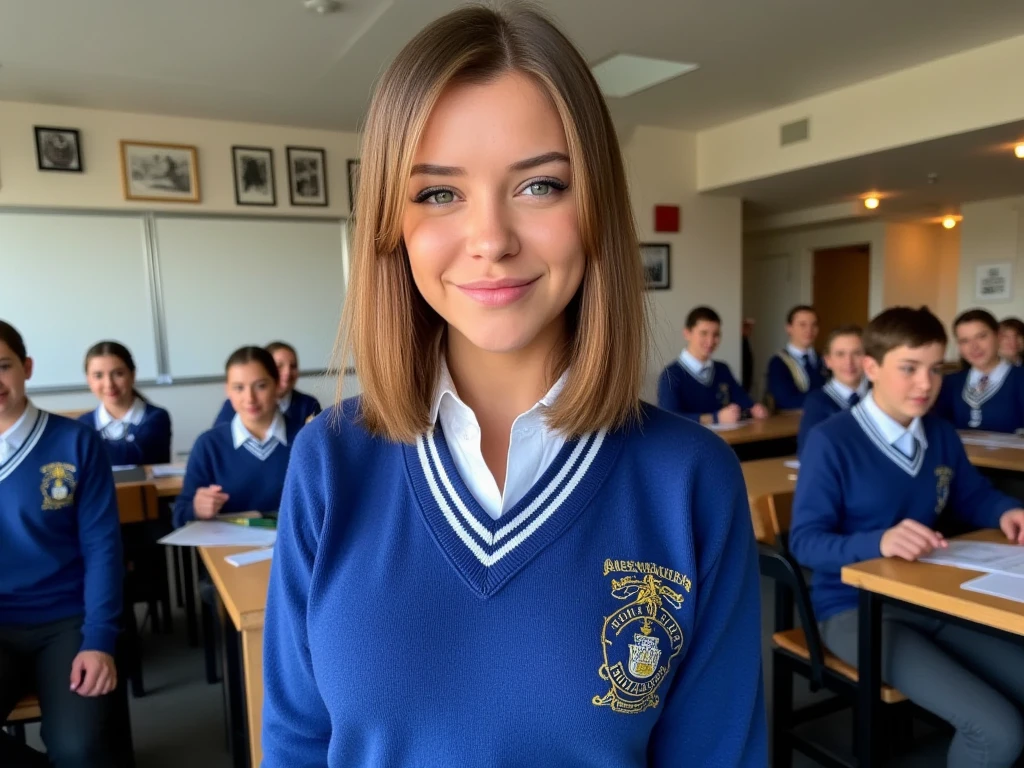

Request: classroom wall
left=884, top=223, right=940, bottom=309
left=956, top=196, right=1024, bottom=319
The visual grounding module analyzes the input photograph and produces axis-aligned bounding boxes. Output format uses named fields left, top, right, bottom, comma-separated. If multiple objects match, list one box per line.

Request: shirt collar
left=429, top=358, right=566, bottom=427
left=861, top=392, right=928, bottom=450
left=968, top=360, right=1011, bottom=389
left=0, top=402, right=39, bottom=455
left=787, top=343, right=816, bottom=364
left=828, top=377, right=869, bottom=401
left=278, top=391, right=292, bottom=413
left=679, top=349, right=711, bottom=377
left=231, top=411, right=288, bottom=449
left=96, top=397, right=145, bottom=429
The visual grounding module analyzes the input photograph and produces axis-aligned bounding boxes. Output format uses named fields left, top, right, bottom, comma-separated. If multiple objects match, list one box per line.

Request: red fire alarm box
left=654, top=205, right=680, bottom=233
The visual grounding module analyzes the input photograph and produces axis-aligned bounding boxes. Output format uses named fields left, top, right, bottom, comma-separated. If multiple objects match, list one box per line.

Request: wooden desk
left=714, top=412, right=801, bottom=445
left=115, top=465, right=185, bottom=498
left=964, top=443, right=1024, bottom=473
left=741, top=456, right=797, bottom=506
left=199, top=545, right=271, bottom=768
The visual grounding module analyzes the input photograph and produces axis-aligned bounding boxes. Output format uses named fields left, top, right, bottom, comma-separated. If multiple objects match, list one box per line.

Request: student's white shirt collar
left=96, top=397, right=145, bottom=430
left=828, top=377, right=869, bottom=402
left=861, top=392, right=927, bottom=452
left=231, top=412, right=288, bottom=449
left=679, top=349, right=712, bottom=377
left=278, top=391, right=292, bottom=413
left=0, top=402, right=39, bottom=465
left=968, top=360, right=1011, bottom=389
left=787, top=343, right=817, bottom=365
left=429, top=358, right=567, bottom=521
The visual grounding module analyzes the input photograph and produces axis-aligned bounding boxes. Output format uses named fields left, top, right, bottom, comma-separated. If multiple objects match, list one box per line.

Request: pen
left=223, top=517, right=277, bottom=529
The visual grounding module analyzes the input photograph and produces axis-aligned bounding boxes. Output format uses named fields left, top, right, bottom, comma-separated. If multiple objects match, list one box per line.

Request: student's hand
left=717, top=404, right=742, bottom=424
left=751, top=404, right=769, bottom=420
left=880, top=519, right=947, bottom=561
left=70, top=651, right=117, bottom=697
left=999, top=509, right=1024, bottom=545
left=194, top=485, right=230, bottom=520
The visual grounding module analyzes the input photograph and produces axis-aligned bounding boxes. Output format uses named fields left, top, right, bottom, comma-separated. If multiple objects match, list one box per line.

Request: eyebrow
left=410, top=151, right=570, bottom=177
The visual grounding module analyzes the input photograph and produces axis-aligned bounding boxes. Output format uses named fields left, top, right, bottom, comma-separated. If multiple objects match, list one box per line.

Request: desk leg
left=857, top=590, right=883, bottom=768
left=221, top=607, right=251, bottom=768
left=179, top=547, right=199, bottom=647
left=242, top=628, right=264, bottom=768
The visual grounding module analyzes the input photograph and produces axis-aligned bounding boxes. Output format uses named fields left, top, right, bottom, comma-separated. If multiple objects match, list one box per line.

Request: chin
left=456, top=322, right=544, bottom=355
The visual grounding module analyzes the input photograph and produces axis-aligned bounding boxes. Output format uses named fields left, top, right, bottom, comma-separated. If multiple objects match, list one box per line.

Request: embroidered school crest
left=717, top=383, right=731, bottom=406
left=934, top=465, right=953, bottom=514
left=40, top=462, right=77, bottom=510
left=593, top=561, right=690, bottom=714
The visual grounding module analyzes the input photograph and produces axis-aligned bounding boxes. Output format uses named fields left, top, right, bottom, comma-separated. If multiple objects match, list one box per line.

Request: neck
left=836, top=375, right=863, bottom=390
left=105, top=396, right=134, bottom=420
left=873, top=395, right=912, bottom=428
left=241, top=413, right=274, bottom=441
left=789, top=342, right=808, bottom=353
left=0, top=399, right=28, bottom=435
left=976, top=358, right=1001, bottom=375
left=686, top=347, right=709, bottom=364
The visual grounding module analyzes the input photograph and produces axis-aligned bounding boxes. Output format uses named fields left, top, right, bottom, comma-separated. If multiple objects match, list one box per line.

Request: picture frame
left=232, top=146, right=276, bottom=207
left=287, top=146, right=328, bottom=207
left=347, top=159, right=360, bottom=213
left=120, top=140, right=200, bottom=203
left=641, top=242, right=671, bottom=290
left=975, top=262, right=1013, bottom=302
left=34, top=126, right=83, bottom=172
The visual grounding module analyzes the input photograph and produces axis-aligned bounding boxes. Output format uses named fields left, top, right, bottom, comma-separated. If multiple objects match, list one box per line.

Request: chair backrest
left=749, top=489, right=794, bottom=546
left=116, top=483, right=159, bottom=525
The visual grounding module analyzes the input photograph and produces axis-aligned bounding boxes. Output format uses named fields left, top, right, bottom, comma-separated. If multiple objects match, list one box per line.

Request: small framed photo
left=347, top=159, right=360, bottom=213
left=975, top=262, right=1013, bottom=302
left=120, top=140, right=200, bottom=203
left=232, top=146, right=276, bottom=206
left=287, top=146, right=328, bottom=207
left=34, top=126, right=83, bottom=172
left=641, top=242, right=671, bottom=290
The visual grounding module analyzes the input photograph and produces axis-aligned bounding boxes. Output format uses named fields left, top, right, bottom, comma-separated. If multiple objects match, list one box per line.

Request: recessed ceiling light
left=863, top=196, right=880, bottom=210
left=1015, top=143, right=1024, bottom=159
left=304, top=0, right=342, bottom=14
left=942, top=216, right=958, bottom=229
left=591, top=54, right=698, bottom=98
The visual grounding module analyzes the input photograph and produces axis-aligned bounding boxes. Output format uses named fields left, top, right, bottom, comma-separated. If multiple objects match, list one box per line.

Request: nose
left=465, top=194, right=519, bottom=263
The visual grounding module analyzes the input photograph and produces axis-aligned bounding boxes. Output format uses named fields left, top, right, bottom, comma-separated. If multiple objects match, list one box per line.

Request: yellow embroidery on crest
left=934, top=465, right=953, bottom=514
left=41, top=462, right=77, bottom=510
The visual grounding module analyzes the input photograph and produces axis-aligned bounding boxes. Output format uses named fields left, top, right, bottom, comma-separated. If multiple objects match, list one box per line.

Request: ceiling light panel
left=591, top=54, right=699, bottom=98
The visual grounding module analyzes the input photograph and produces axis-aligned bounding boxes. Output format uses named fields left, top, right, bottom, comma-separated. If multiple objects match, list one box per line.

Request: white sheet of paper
left=962, top=572, right=1024, bottom=604
left=959, top=431, right=1024, bottom=450
left=707, top=420, right=750, bottom=432
left=919, top=541, right=1024, bottom=577
left=784, top=460, right=800, bottom=469
left=158, top=521, right=277, bottom=548
left=150, top=464, right=187, bottom=477
left=225, top=548, right=274, bottom=567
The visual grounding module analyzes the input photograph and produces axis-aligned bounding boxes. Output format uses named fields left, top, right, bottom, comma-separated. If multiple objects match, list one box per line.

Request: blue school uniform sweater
left=172, top=422, right=293, bottom=528
left=213, top=389, right=321, bottom=430
left=78, top=402, right=172, bottom=466
left=796, top=380, right=867, bottom=455
left=657, top=359, right=754, bottom=422
left=262, top=400, right=766, bottom=767
left=934, top=366, right=1024, bottom=434
left=790, top=407, right=1018, bottom=622
left=0, top=411, right=123, bottom=654
left=766, top=350, right=827, bottom=410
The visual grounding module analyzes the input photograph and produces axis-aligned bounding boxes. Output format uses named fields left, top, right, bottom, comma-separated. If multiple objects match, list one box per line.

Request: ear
left=682, top=327, right=693, bottom=344
left=23, top=357, right=34, bottom=381
left=862, top=355, right=880, bottom=383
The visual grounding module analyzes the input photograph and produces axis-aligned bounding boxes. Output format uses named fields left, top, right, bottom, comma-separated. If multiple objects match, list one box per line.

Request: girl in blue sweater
left=797, top=324, right=869, bottom=454
left=78, top=340, right=172, bottom=466
left=213, top=341, right=320, bottom=431
left=0, top=321, right=122, bottom=767
left=174, top=346, right=293, bottom=528
left=261, top=6, right=766, bottom=767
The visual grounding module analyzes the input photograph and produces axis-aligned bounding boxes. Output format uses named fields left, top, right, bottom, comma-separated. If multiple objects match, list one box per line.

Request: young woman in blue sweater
left=213, top=341, right=320, bottom=431
left=261, top=6, right=765, bottom=767
left=0, top=321, right=122, bottom=767
left=78, top=340, right=172, bottom=466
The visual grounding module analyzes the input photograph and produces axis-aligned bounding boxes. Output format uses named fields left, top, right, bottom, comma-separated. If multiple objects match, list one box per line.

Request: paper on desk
left=158, top=521, right=277, bottom=548
left=150, top=464, right=186, bottom=477
left=707, top=420, right=750, bottom=432
left=784, top=460, right=800, bottom=469
left=962, top=572, right=1024, bottom=604
left=919, top=541, right=1024, bottom=578
left=959, top=431, right=1024, bottom=450
left=225, top=548, right=274, bottom=567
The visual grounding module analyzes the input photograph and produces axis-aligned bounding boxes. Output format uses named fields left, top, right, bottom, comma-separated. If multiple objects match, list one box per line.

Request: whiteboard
left=155, top=217, right=346, bottom=378
left=0, top=211, right=159, bottom=389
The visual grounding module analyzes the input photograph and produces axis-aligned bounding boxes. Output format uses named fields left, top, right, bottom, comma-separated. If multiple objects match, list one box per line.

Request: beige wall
left=956, top=196, right=1024, bottom=318
left=884, top=223, right=939, bottom=308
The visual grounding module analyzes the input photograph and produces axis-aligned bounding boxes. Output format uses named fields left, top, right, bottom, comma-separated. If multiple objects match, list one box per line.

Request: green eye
left=524, top=182, right=552, bottom=196
left=428, top=190, right=455, bottom=205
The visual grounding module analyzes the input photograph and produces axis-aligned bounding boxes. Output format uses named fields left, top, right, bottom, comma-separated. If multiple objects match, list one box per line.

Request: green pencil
left=223, top=517, right=277, bottom=529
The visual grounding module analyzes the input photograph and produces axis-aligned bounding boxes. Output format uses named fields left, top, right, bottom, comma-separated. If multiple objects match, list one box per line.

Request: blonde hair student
left=261, top=5, right=765, bottom=766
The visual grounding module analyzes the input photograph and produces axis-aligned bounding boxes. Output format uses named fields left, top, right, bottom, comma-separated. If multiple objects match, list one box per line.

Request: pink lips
left=456, top=277, right=539, bottom=308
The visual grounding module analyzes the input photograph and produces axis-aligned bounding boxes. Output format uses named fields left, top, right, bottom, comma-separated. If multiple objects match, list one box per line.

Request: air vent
left=780, top=118, right=810, bottom=146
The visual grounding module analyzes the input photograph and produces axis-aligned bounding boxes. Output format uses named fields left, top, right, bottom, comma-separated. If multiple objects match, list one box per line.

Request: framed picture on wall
left=120, top=140, right=200, bottom=203
left=641, top=242, right=671, bottom=290
left=232, top=146, right=276, bottom=206
left=975, top=262, right=1013, bottom=302
left=34, top=126, right=83, bottom=172
left=287, top=146, right=328, bottom=206
left=347, top=159, right=360, bottom=213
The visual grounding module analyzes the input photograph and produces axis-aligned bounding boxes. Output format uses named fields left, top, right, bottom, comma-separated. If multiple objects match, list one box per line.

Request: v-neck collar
left=0, top=407, right=47, bottom=482
left=962, top=363, right=1010, bottom=408
left=405, top=422, right=621, bottom=598
left=851, top=400, right=926, bottom=477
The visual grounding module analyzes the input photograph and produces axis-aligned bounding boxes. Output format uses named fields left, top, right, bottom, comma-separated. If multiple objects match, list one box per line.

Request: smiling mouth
left=456, top=276, right=540, bottom=307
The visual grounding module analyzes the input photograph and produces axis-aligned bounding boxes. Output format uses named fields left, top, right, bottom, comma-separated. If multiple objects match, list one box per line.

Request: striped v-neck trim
left=241, top=438, right=281, bottom=462
left=406, top=424, right=619, bottom=597
left=823, top=380, right=849, bottom=409
left=961, top=370, right=1007, bottom=409
left=0, top=410, right=47, bottom=482
left=852, top=404, right=924, bottom=477
left=678, top=360, right=713, bottom=388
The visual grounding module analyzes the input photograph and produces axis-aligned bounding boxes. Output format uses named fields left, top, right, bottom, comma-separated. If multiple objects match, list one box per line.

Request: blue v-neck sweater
left=261, top=400, right=766, bottom=767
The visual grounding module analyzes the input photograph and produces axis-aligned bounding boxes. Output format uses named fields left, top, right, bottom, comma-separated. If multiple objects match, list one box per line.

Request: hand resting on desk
left=880, top=519, right=948, bottom=561
left=194, top=484, right=230, bottom=520
left=999, top=509, right=1024, bottom=545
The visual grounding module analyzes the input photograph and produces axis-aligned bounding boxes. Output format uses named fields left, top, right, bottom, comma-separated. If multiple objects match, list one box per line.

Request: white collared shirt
left=787, top=343, right=818, bottom=367
left=430, top=360, right=567, bottom=521
left=231, top=412, right=288, bottom=449
left=95, top=397, right=146, bottom=441
left=968, top=361, right=1010, bottom=390
left=0, top=403, right=39, bottom=466
left=278, top=391, right=292, bottom=414
left=829, top=377, right=870, bottom=404
left=679, top=350, right=713, bottom=383
left=861, top=392, right=927, bottom=458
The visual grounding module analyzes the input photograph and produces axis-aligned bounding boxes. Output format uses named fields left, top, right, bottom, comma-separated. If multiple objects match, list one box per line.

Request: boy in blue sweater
left=796, top=324, right=869, bottom=454
left=766, top=304, right=827, bottom=410
left=0, top=321, right=122, bottom=767
left=791, top=306, right=1024, bottom=767
left=657, top=306, right=768, bottom=424
left=935, top=308, right=1024, bottom=433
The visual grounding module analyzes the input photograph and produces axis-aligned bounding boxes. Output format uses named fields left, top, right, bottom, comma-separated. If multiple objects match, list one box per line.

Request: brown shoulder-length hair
left=336, top=2, right=646, bottom=444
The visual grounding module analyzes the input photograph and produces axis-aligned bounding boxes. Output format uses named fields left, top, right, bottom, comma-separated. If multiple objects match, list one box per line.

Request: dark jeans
left=0, top=615, right=118, bottom=768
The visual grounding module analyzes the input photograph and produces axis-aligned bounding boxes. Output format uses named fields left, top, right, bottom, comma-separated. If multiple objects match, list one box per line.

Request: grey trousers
left=0, top=615, right=118, bottom=768
left=821, top=607, right=1024, bottom=768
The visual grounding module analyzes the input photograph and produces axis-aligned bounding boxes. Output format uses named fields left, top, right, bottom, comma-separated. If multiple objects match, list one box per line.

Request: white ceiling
left=3, top=0, right=1024, bottom=132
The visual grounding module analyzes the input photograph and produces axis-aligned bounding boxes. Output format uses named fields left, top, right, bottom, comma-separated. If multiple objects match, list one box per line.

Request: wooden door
left=812, top=245, right=870, bottom=354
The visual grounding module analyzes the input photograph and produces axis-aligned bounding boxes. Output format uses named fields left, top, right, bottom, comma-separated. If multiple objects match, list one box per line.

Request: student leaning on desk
left=791, top=306, right=1024, bottom=768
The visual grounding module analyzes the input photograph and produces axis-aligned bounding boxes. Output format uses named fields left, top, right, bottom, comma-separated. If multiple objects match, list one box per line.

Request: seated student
left=78, top=341, right=172, bottom=466
left=766, top=305, right=827, bottom=410
left=175, top=346, right=294, bottom=528
left=657, top=306, right=768, bottom=424
left=796, top=325, right=869, bottom=454
left=999, top=317, right=1024, bottom=367
left=791, top=306, right=1024, bottom=768
left=935, top=308, right=1024, bottom=433
left=0, top=321, right=123, bottom=767
left=213, top=341, right=321, bottom=430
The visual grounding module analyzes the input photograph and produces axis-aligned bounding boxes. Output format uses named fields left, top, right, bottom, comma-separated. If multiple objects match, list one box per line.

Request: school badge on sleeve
left=40, top=462, right=77, bottom=510
left=593, top=560, right=691, bottom=714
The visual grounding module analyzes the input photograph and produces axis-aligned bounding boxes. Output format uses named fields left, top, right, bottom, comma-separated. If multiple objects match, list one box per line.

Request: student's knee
left=958, top=700, right=1024, bottom=767
left=44, top=709, right=115, bottom=767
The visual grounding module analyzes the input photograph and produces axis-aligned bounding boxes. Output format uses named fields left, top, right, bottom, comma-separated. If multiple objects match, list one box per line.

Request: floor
left=16, top=579, right=953, bottom=766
